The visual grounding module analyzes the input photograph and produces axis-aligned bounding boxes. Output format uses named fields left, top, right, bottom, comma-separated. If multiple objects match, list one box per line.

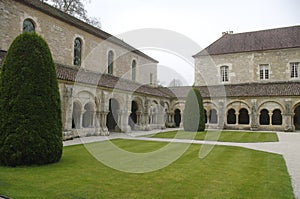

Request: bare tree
left=42, top=0, right=101, bottom=29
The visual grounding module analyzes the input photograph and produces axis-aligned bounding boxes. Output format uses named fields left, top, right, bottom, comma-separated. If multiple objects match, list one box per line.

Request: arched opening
left=106, top=99, right=119, bottom=131
left=23, top=18, right=35, bottom=33
left=272, top=109, right=282, bottom=125
left=174, top=109, right=181, bottom=127
left=73, top=38, right=82, bottom=66
left=209, top=109, right=218, bottom=124
left=132, top=60, right=136, bottom=81
left=227, top=108, right=236, bottom=124
left=238, top=108, right=249, bottom=124
left=294, top=105, right=300, bottom=130
left=129, top=101, right=138, bottom=128
left=108, top=50, right=114, bottom=75
left=82, top=103, right=94, bottom=128
left=260, top=109, right=270, bottom=125
left=204, top=109, right=208, bottom=124
left=72, top=102, right=81, bottom=129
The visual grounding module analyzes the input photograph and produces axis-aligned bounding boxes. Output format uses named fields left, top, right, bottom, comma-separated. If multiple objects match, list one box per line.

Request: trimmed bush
left=0, top=33, right=62, bottom=166
left=183, top=87, right=205, bottom=132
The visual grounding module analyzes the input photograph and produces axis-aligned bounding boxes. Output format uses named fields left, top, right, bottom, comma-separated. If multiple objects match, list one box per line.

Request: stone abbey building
left=0, top=0, right=299, bottom=140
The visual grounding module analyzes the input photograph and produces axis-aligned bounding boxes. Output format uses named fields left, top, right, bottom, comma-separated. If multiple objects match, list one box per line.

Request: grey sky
left=86, top=0, right=300, bottom=86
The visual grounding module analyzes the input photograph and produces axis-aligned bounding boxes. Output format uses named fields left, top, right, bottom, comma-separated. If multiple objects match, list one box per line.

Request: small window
left=220, top=66, right=229, bottom=82
left=108, top=50, right=114, bottom=75
left=73, top=38, right=82, bottom=66
left=132, top=60, right=136, bottom=81
left=259, top=64, right=269, bottom=80
left=290, top=62, right=299, bottom=78
left=23, top=19, right=35, bottom=33
left=150, top=73, right=153, bottom=85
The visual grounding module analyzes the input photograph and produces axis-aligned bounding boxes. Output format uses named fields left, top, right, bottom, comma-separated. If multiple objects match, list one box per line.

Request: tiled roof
left=14, top=0, right=158, bottom=63
left=167, top=82, right=300, bottom=99
left=194, top=25, right=300, bottom=57
left=56, top=64, right=172, bottom=98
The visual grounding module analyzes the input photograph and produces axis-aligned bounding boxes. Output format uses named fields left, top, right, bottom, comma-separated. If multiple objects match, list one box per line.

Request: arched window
left=82, top=103, right=94, bottom=128
left=260, top=109, right=270, bottom=125
left=209, top=109, right=218, bottom=124
left=132, top=60, right=136, bottom=81
left=272, top=109, right=282, bottom=125
left=220, top=66, right=229, bottom=82
left=108, top=50, right=114, bottom=75
left=227, top=109, right=236, bottom=124
left=72, top=102, right=81, bottom=129
left=23, top=19, right=35, bottom=33
left=73, top=38, right=82, bottom=66
left=238, top=108, right=249, bottom=124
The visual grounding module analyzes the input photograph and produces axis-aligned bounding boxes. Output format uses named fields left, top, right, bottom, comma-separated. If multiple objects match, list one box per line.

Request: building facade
left=1, top=0, right=299, bottom=139
left=0, top=0, right=180, bottom=140
left=193, top=26, right=300, bottom=131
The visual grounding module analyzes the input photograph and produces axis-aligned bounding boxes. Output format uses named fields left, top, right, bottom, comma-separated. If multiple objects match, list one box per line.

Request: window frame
left=73, top=38, right=82, bottom=66
left=108, top=50, right=114, bottom=75
left=259, top=64, right=269, bottom=80
left=290, top=62, right=299, bottom=79
left=132, top=60, right=136, bottom=81
left=220, top=65, right=229, bottom=82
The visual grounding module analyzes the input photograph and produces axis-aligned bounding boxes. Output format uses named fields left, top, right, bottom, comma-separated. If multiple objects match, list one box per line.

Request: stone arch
left=106, top=98, right=120, bottom=131
left=293, top=103, right=300, bottom=130
left=258, top=101, right=284, bottom=113
left=82, top=102, right=95, bottom=128
left=226, top=100, right=251, bottom=111
left=72, top=101, right=82, bottom=129
left=203, top=101, right=218, bottom=124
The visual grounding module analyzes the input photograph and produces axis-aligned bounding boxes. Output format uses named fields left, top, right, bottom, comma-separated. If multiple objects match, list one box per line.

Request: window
left=259, top=64, right=269, bottom=80
left=290, top=62, right=299, bottom=78
left=150, top=73, right=153, bottom=85
left=220, top=66, right=229, bottom=82
left=108, top=50, right=114, bottom=75
left=23, top=19, right=35, bottom=33
left=132, top=60, right=136, bottom=81
left=73, top=38, right=82, bottom=66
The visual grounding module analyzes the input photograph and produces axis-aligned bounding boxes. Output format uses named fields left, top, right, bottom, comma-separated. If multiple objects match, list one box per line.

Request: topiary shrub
left=0, top=33, right=62, bottom=166
left=183, top=87, right=205, bottom=132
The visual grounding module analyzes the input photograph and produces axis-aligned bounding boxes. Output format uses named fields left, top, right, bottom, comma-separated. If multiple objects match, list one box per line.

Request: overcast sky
left=86, top=0, right=300, bottom=86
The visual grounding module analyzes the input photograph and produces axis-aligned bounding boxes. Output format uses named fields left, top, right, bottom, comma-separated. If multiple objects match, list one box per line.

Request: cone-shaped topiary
left=183, top=87, right=205, bottom=132
left=0, top=33, right=62, bottom=166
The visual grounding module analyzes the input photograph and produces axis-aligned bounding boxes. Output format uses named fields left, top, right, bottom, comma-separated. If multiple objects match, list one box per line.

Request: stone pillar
left=62, top=85, right=74, bottom=140
left=284, top=101, right=293, bottom=132
left=218, top=100, right=225, bottom=129
left=250, top=100, right=258, bottom=131
left=100, top=111, right=109, bottom=135
left=119, top=110, right=131, bottom=133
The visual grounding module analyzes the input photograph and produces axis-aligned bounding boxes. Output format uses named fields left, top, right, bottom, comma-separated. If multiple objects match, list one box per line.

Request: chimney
left=222, top=31, right=234, bottom=36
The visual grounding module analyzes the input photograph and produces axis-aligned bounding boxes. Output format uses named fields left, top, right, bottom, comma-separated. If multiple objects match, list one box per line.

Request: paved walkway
left=64, top=129, right=300, bottom=199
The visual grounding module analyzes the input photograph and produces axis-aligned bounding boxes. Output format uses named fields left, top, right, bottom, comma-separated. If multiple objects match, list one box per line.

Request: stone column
left=284, top=101, right=293, bottom=132
left=100, top=111, right=109, bottom=135
left=218, top=100, right=225, bottom=129
left=119, top=110, right=131, bottom=133
left=250, top=100, right=258, bottom=131
left=61, top=85, right=73, bottom=140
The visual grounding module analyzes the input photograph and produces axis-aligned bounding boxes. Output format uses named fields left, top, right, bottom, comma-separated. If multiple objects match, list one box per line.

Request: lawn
left=148, top=130, right=279, bottom=142
left=0, top=139, right=293, bottom=199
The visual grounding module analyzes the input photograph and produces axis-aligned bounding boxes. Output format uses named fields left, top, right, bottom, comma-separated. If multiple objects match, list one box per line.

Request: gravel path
left=64, top=129, right=300, bottom=199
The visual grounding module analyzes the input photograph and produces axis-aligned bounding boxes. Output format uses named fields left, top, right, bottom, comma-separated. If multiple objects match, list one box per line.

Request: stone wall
left=195, top=48, right=300, bottom=86
left=0, top=0, right=157, bottom=85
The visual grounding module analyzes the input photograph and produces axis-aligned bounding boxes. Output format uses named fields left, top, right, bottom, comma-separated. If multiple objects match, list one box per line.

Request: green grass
left=148, top=130, right=279, bottom=142
left=0, top=139, right=293, bottom=199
